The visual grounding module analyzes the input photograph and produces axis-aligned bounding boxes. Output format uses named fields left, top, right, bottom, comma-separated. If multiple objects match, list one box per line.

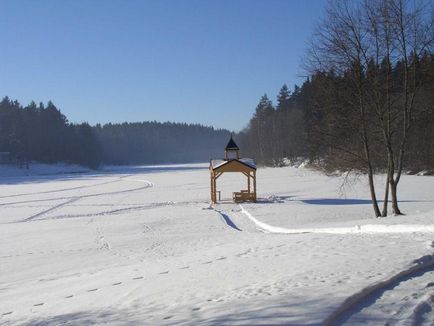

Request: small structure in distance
left=209, top=136, right=257, bottom=203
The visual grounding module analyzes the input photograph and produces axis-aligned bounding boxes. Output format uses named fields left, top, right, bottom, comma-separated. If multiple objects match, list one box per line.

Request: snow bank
left=239, top=204, right=434, bottom=234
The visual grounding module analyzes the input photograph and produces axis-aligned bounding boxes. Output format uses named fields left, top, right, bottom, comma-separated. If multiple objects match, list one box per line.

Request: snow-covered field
left=1, top=163, right=433, bottom=325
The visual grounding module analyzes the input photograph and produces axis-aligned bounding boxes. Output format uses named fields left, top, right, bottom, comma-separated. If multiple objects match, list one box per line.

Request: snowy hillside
left=0, top=164, right=433, bottom=325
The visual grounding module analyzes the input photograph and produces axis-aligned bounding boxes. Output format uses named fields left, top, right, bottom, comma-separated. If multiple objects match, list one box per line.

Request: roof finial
left=225, top=134, right=239, bottom=151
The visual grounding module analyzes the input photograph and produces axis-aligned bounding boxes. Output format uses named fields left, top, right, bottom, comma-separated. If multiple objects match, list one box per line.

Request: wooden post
left=213, top=175, right=217, bottom=203
left=253, top=171, right=256, bottom=202
left=210, top=171, right=214, bottom=203
left=247, top=173, right=250, bottom=193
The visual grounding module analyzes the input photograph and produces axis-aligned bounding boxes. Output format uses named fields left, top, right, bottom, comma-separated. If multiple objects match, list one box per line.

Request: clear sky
left=0, top=0, right=326, bottom=131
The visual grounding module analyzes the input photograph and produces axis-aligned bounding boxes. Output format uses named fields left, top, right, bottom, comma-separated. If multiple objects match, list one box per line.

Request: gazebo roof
left=210, top=158, right=256, bottom=170
left=225, top=136, right=239, bottom=151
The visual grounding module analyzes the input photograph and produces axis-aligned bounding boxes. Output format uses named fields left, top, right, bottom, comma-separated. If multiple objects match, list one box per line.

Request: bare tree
left=307, top=0, right=382, bottom=217
left=307, top=0, right=433, bottom=217
left=363, top=0, right=434, bottom=215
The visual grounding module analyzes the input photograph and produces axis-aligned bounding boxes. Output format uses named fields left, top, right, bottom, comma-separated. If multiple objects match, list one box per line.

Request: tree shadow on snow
left=21, top=310, right=141, bottom=326
left=195, top=298, right=329, bottom=325
left=302, top=198, right=374, bottom=205
left=22, top=295, right=332, bottom=325
left=301, top=198, right=431, bottom=206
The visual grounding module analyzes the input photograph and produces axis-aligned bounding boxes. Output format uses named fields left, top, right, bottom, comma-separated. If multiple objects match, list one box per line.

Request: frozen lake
left=1, top=164, right=433, bottom=325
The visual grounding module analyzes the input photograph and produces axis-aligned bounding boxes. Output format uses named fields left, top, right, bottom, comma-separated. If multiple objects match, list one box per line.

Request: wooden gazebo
left=209, top=136, right=257, bottom=203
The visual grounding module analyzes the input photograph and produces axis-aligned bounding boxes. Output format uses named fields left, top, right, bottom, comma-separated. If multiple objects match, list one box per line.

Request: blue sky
left=0, top=0, right=326, bottom=131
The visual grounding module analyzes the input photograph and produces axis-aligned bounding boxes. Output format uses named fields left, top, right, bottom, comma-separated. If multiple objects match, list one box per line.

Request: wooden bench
left=233, top=191, right=256, bottom=203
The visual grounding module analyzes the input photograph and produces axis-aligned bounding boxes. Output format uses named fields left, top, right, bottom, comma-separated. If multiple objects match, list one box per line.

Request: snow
left=210, top=159, right=225, bottom=169
left=210, top=158, right=256, bottom=170
left=0, top=162, right=92, bottom=178
left=240, top=204, right=434, bottom=234
left=0, top=163, right=433, bottom=325
left=239, top=158, right=256, bottom=169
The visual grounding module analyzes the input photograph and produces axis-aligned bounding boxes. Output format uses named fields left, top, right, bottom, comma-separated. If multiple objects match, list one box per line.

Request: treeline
left=0, top=97, right=230, bottom=168
left=0, top=97, right=101, bottom=168
left=239, top=0, right=434, bottom=217
left=238, top=84, right=308, bottom=166
left=94, top=122, right=230, bottom=165
left=239, top=53, right=434, bottom=171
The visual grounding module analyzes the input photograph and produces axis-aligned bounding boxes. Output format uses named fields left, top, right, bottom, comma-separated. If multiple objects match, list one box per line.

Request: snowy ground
left=0, top=163, right=433, bottom=325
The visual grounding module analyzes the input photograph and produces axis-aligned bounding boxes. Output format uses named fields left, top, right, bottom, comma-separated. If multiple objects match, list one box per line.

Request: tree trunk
left=367, top=166, right=381, bottom=217
left=359, top=81, right=381, bottom=218
left=382, top=174, right=389, bottom=217
left=390, top=179, right=402, bottom=215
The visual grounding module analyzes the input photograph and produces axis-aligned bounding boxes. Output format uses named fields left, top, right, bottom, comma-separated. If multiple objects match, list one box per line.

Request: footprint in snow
left=65, top=295, right=74, bottom=299
left=159, top=271, right=169, bottom=274
left=203, top=261, right=212, bottom=264
left=112, top=282, right=122, bottom=286
left=163, top=315, right=173, bottom=320
left=33, top=303, right=44, bottom=307
left=216, top=257, right=226, bottom=261
left=133, top=276, right=144, bottom=280
left=192, top=307, right=201, bottom=311
left=179, top=266, right=190, bottom=269
left=87, top=288, right=98, bottom=292
left=2, top=311, right=13, bottom=316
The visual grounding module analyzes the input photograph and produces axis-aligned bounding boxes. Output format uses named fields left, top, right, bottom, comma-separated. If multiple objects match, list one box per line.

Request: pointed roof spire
left=225, top=134, right=239, bottom=151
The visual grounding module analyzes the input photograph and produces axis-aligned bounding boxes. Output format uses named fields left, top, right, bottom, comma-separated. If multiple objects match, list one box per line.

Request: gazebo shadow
left=301, top=198, right=432, bottom=205
left=214, top=209, right=242, bottom=231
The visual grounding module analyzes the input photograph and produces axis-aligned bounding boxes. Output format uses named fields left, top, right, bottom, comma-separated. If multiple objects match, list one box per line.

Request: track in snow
left=239, top=204, right=434, bottom=234
left=324, top=254, right=434, bottom=325
left=232, top=204, right=434, bottom=325
left=0, top=176, right=125, bottom=199
left=17, top=178, right=154, bottom=223
left=212, top=204, right=260, bottom=233
left=0, top=245, right=238, bottom=320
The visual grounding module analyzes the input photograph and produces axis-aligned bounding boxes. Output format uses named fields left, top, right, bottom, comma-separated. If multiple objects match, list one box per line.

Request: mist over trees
left=0, top=97, right=230, bottom=168
left=94, top=122, right=230, bottom=165
left=239, top=0, right=434, bottom=217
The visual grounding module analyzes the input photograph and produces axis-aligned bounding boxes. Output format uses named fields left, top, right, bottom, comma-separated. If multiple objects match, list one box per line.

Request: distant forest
left=239, top=52, right=434, bottom=172
left=239, top=0, right=433, bottom=217
left=239, top=0, right=434, bottom=177
left=94, top=122, right=229, bottom=165
left=0, top=97, right=230, bottom=168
